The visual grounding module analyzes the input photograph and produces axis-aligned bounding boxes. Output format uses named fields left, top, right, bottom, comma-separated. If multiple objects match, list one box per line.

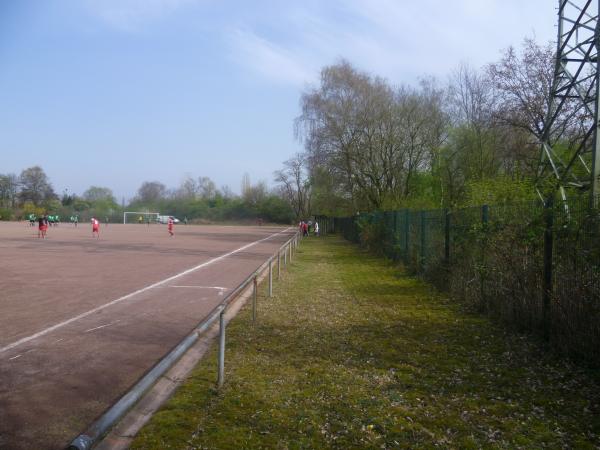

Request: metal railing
left=68, top=230, right=302, bottom=450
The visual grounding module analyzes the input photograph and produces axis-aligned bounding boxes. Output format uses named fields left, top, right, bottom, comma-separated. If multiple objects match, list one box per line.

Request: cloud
left=222, top=1, right=443, bottom=86
left=227, top=28, right=317, bottom=86
left=82, top=0, right=556, bottom=85
left=84, top=0, right=197, bottom=32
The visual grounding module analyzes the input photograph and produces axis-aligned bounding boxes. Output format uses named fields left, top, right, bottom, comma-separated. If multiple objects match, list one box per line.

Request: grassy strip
left=131, top=236, right=600, bottom=449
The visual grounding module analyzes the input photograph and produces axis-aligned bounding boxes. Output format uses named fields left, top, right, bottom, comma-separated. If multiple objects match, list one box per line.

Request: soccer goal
left=123, top=211, right=160, bottom=224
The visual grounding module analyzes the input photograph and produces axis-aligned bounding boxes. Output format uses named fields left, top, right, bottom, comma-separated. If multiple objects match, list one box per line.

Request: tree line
left=276, top=37, right=589, bottom=217
left=0, top=167, right=294, bottom=224
left=3, top=36, right=578, bottom=223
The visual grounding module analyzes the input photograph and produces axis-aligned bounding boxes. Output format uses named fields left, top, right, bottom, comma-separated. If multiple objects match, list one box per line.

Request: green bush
left=0, top=207, right=13, bottom=220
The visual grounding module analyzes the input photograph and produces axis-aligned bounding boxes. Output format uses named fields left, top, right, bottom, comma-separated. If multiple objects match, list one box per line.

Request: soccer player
left=91, top=217, right=100, bottom=238
left=167, top=216, right=174, bottom=236
left=38, top=214, right=48, bottom=238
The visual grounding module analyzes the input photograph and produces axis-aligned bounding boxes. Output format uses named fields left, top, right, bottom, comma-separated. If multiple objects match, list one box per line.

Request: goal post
left=123, top=211, right=160, bottom=224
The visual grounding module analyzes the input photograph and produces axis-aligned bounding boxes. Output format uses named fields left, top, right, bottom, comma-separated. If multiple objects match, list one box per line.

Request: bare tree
left=444, top=64, right=502, bottom=184
left=198, top=176, right=217, bottom=200
left=296, top=61, right=447, bottom=210
left=83, top=186, right=116, bottom=203
left=0, top=173, right=19, bottom=208
left=243, top=180, right=267, bottom=207
left=486, top=38, right=583, bottom=176
left=448, top=63, right=495, bottom=127
left=274, top=153, right=311, bottom=219
left=396, top=79, right=448, bottom=198
left=221, top=185, right=235, bottom=199
left=176, top=176, right=198, bottom=199
left=487, top=38, right=586, bottom=147
left=136, top=181, right=167, bottom=204
left=241, top=173, right=251, bottom=199
left=18, top=166, right=56, bottom=206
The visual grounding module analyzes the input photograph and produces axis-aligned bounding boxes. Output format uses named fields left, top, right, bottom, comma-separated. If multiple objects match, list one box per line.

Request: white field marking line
left=169, top=285, right=228, bottom=290
left=9, top=348, right=35, bottom=361
left=85, top=320, right=121, bottom=333
left=0, top=227, right=293, bottom=354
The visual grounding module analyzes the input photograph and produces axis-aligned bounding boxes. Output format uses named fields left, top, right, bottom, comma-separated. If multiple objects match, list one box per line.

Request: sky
left=0, top=0, right=557, bottom=201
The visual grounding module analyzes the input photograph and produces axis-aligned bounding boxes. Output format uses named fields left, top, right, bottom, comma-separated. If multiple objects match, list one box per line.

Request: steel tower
left=537, top=0, right=600, bottom=205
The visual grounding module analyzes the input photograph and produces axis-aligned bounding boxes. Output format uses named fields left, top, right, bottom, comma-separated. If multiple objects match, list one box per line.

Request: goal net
left=123, top=211, right=160, bottom=224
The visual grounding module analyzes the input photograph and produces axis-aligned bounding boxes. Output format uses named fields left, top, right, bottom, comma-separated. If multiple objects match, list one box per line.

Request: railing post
left=217, top=311, right=226, bottom=388
left=290, top=241, right=293, bottom=263
left=268, top=259, right=273, bottom=297
left=277, top=251, right=281, bottom=279
left=284, top=245, right=287, bottom=267
left=252, top=276, right=257, bottom=324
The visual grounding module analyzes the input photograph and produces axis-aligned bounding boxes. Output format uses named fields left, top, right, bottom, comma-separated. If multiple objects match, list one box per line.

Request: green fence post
left=480, top=205, right=489, bottom=311
left=444, top=208, right=450, bottom=265
left=420, top=210, right=426, bottom=272
left=543, top=198, right=554, bottom=341
left=393, top=210, right=399, bottom=261
left=404, top=209, right=410, bottom=263
left=482, top=204, right=489, bottom=226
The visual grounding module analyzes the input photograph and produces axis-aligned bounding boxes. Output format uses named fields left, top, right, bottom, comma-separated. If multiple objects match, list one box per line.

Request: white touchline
left=85, top=320, right=121, bottom=333
left=0, top=227, right=293, bottom=354
left=169, top=286, right=228, bottom=290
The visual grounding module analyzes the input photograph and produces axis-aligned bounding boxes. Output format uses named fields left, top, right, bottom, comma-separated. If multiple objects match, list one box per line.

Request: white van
left=157, top=215, right=180, bottom=224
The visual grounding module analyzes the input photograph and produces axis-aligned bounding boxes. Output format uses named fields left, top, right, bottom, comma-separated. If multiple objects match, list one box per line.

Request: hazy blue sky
left=0, top=0, right=557, bottom=201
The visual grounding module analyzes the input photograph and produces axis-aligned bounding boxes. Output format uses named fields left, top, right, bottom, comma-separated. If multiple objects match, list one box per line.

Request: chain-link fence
left=332, top=198, right=600, bottom=365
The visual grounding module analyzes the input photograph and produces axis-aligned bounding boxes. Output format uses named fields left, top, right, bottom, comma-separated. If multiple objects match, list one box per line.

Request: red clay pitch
left=0, top=221, right=294, bottom=450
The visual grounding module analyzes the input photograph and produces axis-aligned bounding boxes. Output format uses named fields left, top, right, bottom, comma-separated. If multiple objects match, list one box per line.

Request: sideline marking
left=0, top=228, right=293, bottom=354
left=85, top=320, right=121, bottom=333
left=169, top=285, right=228, bottom=290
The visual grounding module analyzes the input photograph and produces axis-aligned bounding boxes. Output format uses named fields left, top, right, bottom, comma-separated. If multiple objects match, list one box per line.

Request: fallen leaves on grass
left=132, top=237, right=600, bottom=450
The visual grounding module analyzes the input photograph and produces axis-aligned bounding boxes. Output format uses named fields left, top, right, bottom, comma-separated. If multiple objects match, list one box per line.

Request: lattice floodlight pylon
left=537, top=0, right=600, bottom=205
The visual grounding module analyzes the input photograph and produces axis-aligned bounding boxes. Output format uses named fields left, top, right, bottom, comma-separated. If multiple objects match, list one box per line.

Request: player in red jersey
left=167, top=216, right=174, bottom=236
left=91, top=217, right=100, bottom=238
left=38, top=214, right=48, bottom=238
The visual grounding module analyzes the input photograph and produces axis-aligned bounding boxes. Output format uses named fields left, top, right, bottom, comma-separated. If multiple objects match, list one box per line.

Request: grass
left=131, top=236, right=600, bottom=449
